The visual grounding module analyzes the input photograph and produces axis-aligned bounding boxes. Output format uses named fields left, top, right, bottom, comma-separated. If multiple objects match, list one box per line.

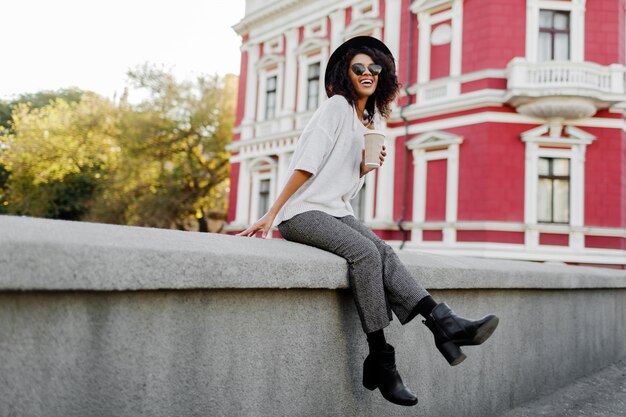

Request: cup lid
left=363, top=129, right=386, bottom=136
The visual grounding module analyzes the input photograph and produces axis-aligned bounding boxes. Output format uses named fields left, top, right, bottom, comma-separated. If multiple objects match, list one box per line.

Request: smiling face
left=348, top=53, right=379, bottom=99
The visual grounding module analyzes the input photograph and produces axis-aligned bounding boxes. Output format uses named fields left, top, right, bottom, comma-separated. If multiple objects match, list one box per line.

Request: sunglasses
left=350, top=63, right=383, bottom=76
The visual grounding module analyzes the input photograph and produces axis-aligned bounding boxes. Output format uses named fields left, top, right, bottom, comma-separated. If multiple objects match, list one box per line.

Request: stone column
left=235, top=158, right=251, bottom=225
left=279, top=29, right=299, bottom=132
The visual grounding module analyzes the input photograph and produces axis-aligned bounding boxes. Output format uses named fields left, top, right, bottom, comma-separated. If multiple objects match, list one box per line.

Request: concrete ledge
left=1, top=215, right=625, bottom=291
left=1, top=215, right=626, bottom=417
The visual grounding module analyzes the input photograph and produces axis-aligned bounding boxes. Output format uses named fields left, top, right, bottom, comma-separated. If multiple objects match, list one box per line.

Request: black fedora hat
left=324, top=36, right=395, bottom=95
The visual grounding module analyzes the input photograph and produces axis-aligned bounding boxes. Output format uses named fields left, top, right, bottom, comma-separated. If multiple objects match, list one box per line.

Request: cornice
left=411, top=0, right=455, bottom=14
left=232, top=0, right=317, bottom=35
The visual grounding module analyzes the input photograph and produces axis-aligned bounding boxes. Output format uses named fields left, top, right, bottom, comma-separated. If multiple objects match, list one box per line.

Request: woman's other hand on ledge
left=236, top=211, right=276, bottom=239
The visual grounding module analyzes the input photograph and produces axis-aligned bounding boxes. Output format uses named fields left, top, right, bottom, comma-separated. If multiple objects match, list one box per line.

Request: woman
left=237, top=36, right=499, bottom=407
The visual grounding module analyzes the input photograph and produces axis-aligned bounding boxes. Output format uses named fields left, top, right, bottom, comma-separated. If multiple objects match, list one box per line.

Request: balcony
left=505, top=57, right=626, bottom=119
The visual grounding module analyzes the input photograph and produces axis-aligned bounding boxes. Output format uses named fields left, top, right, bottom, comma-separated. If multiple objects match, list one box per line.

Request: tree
left=0, top=88, right=84, bottom=130
left=0, top=93, right=119, bottom=219
left=0, top=88, right=87, bottom=216
left=0, top=70, right=235, bottom=232
left=88, top=65, right=236, bottom=232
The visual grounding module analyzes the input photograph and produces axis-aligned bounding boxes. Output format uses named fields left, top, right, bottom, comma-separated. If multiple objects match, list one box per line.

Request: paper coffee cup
left=363, top=130, right=385, bottom=168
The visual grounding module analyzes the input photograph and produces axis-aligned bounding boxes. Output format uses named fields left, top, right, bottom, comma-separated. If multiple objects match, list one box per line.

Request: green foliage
left=0, top=68, right=236, bottom=231
left=0, top=88, right=84, bottom=130
left=0, top=93, right=118, bottom=219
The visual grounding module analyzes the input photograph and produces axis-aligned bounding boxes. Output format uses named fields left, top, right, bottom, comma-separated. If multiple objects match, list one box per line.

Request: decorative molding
left=384, top=111, right=626, bottom=138
left=295, top=37, right=329, bottom=56
left=406, top=130, right=464, bottom=150
left=414, top=0, right=463, bottom=102
left=233, top=0, right=314, bottom=35
left=521, top=122, right=596, bottom=145
left=229, top=136, right=299, bottom=163
left=520, top=123, right=595, bottom=249
left=343, top=17, right=384, bottom=39
left=264, top=36, right=284, bottom=55
left=352, top=0, right=380, bottom=20
left=409, top=131, right=463, bottom=244
left=431, top=23, right=452, bottom=45
left=411, top=0, right=454, bottom=13
left=517, top=97, right=597, bottom=120
left=304, top=17, right=328, bottom=38
left=256, top=53, right=285, bottom=70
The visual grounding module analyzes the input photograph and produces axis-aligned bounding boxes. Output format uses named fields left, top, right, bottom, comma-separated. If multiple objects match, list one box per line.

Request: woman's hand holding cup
left=360, top=144, right=386, bottom=177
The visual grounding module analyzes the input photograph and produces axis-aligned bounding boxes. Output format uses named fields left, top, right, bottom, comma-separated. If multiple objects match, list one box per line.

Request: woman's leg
left=336, top=215, right=432, bottom=325
left=278, top=210, right=418, bottom=406
left=277, top=210, right=391, bottom=333
left=337, top=215, right=499, bottom=366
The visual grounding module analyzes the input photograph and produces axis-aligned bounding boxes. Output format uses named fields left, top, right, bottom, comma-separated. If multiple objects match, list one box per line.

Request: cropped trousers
left=277, top=210, right=431, bottom=333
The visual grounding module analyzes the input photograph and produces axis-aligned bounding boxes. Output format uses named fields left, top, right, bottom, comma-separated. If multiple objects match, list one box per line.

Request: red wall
left=397, top=0, right=418, bottom=107
left=622, top=131, right=626, bottom=228
left=425, top=159, right=447, bottom=220
left=584, top=127, right=624, bottom=228
left=457, top=123, right=526, bottom=222
left=586, top=0, right=625, bottom=65
left=393, top=135, right=414, bottom=222
left=235, top=36, right=249, bottom=129
left=462, top=0, right=525, bottom=74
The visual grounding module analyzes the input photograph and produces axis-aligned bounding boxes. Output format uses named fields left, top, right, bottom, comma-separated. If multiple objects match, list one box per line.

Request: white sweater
left=272, top=95, right=370, bottom=228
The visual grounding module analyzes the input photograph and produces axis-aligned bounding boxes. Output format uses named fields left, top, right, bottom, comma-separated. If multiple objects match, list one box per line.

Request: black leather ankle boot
left=422, top=303, right=499, bottom=366
left=362, top=343, right=418, bottom=406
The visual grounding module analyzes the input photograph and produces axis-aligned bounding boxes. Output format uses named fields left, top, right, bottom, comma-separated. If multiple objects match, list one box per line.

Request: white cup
left=363, top=130, right=386, bottom=168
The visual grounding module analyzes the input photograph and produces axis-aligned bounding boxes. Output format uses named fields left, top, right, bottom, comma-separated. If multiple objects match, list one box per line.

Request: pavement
left=501, top=359, right=626, bottom=417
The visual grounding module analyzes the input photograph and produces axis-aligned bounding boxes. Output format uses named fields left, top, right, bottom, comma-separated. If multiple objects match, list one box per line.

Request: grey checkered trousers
left=277, top=210, right=431, bottom=333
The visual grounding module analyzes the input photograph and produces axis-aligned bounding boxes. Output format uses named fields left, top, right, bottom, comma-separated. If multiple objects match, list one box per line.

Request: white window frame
left=304, top=17, right=328, bottom=39
left=342, top=14, right=383, bottom=40
left=352, top=0, right=380, bottom=20
left=521, top=123, right=595, bottom=249
left=526, top=0, right=586, bottom=63
left=249, top=156, right=278, bottom=225
left=410, top=0, right=464, bottom=102
left=256, top=62, right=284, bottom=123
left=265, top=36, right=284, bottom=55
left=295, top=37, right=329, bottom=126
left=406, top=130, right=463, bottom=244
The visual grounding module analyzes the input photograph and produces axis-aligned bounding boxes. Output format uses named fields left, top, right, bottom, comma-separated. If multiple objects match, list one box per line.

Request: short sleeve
left=292, top=129, right=333, bottom=176
left=292, top=96, right=347, bottom=176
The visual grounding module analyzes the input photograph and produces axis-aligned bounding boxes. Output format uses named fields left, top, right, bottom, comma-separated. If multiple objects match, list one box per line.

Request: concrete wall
left=1, top=215, right=625, bottom=417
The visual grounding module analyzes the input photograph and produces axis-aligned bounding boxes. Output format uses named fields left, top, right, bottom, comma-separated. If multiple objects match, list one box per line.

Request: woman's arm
left=236, top=169, right=313, bottom=238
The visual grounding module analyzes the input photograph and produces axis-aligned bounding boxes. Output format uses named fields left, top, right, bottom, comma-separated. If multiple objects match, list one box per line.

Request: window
left=538, top=10, right=570, bottom=61
left=258, top=178, right=271, bottom=218
left=352, top=183, right=366, bottom=221
left=307, top=63, right=320, bottom=110
left=537, top=157, right=570, bottom=223
left=265, top=76, right=277, bottom=119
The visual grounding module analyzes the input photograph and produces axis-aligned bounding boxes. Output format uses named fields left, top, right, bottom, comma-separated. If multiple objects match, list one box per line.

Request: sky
left=0, top=0, right=246, bottom=101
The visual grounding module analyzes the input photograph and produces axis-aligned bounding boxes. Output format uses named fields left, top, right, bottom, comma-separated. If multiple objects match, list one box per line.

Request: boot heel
left=438, top=341, right=466, bottom=366
left=362, top=359, right=378, bottom=391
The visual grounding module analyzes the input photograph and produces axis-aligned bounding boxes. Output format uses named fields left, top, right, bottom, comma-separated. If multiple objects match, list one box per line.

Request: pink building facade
left=227, top=0, right=626, bottom=269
